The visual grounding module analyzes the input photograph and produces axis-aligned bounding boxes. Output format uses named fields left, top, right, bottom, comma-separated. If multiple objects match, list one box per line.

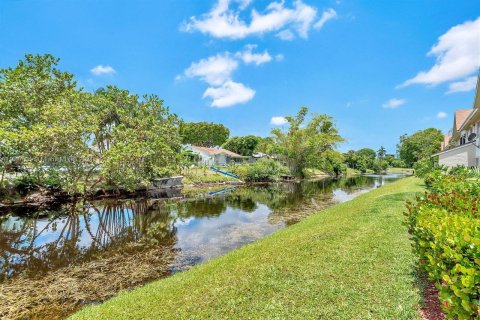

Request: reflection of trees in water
left=223, top=177, right=377, bottom=224
left=170, top=198, right=228, bottom=219
left=0, top=199, right=176, bottom=281
left=0, top=176, right=379, bottom=281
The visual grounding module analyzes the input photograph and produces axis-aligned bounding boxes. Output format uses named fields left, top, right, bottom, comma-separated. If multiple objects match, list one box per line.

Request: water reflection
left=0, top=174, right=406, bottom=319
left=0, top=174, right=402, bottom=282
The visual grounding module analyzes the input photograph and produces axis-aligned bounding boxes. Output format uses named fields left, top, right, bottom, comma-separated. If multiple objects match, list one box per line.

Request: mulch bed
left=421, top=281, right=446, bottom=320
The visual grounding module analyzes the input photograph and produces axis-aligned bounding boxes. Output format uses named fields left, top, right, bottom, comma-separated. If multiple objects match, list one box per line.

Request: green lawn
left=71, top=177, right=424, bottom=320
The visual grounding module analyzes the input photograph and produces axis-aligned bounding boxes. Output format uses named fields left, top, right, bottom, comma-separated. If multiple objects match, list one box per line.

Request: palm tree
left=377, top=146, right=386, bottom=159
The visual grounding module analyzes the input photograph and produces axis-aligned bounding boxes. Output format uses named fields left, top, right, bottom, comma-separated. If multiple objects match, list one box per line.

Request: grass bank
left=182, top=167, right=237, bottom=184
left=71, top=177, right=424, bottom=320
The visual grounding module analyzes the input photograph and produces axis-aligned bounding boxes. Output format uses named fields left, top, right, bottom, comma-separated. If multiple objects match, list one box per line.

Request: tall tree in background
left=377, top=146, right=386, bottom=159
left=271, top=107, right=344, bottom=177
left=397, top=128, right=443, bottom=167
left=180, top=122, right=229, bottom=147
left=222, top=135, right=260, bottom=156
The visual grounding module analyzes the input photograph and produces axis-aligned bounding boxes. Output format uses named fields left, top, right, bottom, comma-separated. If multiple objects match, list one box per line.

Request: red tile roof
left=191, top=146, right=244, bottom=158
left=454, top=109, right=472, bottom=131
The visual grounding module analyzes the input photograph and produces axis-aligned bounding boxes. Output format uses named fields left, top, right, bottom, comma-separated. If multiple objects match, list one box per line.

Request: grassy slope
left=182, top=168, right=237, bottom=184
left=71, top=177, right=424, bottom=320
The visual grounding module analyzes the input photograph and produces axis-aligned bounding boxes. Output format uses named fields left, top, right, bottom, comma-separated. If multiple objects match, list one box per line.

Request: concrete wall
left=438, top=143, right=477, bottom=167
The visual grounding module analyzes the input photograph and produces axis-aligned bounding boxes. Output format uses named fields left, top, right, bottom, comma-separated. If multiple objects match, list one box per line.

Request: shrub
left=413, top=157, right=436, bottom=177
left=231, top=159, right=289, bottom=182
left=372, top=159, right=388, bottom=174
left=405, top=174, right=480, bottom=319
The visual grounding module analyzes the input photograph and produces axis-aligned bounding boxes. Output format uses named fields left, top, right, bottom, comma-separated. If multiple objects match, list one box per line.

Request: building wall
left=214, top=154, right=227, bottom=166
left=438, top=143, right=477, bottom=167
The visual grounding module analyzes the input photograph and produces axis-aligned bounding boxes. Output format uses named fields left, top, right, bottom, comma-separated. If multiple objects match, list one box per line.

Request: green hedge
left=405, top=173, right=480, bottom=319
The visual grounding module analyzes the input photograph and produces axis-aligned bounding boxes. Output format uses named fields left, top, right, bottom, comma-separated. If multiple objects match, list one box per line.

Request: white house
left=433, top=72, right=480, bottom=167
left=185, top=145, right=245, bottom=166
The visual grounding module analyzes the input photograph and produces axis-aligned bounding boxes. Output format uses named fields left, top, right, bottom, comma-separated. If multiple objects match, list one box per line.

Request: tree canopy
left=222, top=135, right=261, bottom=156
left=0, top=54, right=181, bottom=193
left=180, top=122, right=229, bottom=147
left=397, top=128, right=443, bottom=167
left=271, top=107, right=344, bottom=177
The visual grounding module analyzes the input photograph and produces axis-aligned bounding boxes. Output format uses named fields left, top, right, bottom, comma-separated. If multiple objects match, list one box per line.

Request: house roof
left=191, top=146, right=244, bottom=158
left=454, top=109, right=472, bottom=131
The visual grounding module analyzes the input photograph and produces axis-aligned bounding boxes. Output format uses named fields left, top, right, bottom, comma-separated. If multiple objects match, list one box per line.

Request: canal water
left=0, top=174, right=405, bottom=319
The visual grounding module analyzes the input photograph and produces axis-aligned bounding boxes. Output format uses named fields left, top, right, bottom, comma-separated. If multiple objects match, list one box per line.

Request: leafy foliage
left=222, top=135, right=261, bottom=156
left=0, top=54, right=181, bottom=194
left=405, top=171, right=480, bottom=319
left=271, top=107, right=344, bottom=177
left=398, top=128, right=443, bottom=167
left=231, top=158, right=289, bottom=182
left=343, top=148, right=384, bottom=173
left=180, top=122, right=229, bottom=147
left=318, top=150, right=346, bottom=177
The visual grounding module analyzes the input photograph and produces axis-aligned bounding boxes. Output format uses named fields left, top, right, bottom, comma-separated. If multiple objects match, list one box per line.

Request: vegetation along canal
left=0, top=174, right=405, bottom=319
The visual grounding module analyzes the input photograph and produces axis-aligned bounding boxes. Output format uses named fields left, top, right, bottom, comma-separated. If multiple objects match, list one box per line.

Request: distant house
left=185, top=145, right=245, bottom=166
left=433, top=73, right=480, bottom=167
left=248, top=152, right=271, bottom=163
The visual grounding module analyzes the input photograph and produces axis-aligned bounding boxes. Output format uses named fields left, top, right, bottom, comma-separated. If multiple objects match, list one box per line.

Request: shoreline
left=70, top=177, right=424, bottom=320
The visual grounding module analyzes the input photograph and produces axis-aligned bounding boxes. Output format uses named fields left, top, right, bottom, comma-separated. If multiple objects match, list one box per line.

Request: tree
left=320, top=150, right=346, bottom=177
left=255, top=137, right=275, bottom=154
left=94, top=87, right=182, bottom=191
left=222, top=135, right=261, bottom=156
left=377, top=146, right=386, bottom=159
left=0, top=54, right=182, bottom=194
left=343, top=150, right=358, bottom=168
left=180, top=122, right=229, bottom=147
left=271, top=107, right=344, bottom=177
left=397, top=128, right=443, bottom=167
left=371, top=159, right=388, bottom=174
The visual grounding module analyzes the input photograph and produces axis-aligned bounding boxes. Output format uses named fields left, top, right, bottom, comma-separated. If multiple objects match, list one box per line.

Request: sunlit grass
left=182, top=167, right=237, bottom=184
left=71, top=177, right=424, bottom=320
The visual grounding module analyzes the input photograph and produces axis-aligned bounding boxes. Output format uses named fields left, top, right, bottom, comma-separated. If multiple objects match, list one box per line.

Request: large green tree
left=271, top=107, right=344, bottom=177
left=222, top=135, right=261, bottom=156
left=397, top=128, right=443, bottom=167
left=180, top=122, right=229, bottom=147
left=94, top=87, right=182, bottom=190
left=0, top=54, right=182, bottom=194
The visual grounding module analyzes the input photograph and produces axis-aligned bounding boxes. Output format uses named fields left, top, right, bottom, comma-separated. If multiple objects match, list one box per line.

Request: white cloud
left=276, top=29, right=295, bottom=40
left=314, top=8, right=337, bottom=29
left=237, top=0, right=252, bottom=10
left=184, top=53, right=238, bottom=86
left=203, top=81, right=255, bottom=107
left=182, top=0, right=335, bottom=40
left=400, top=17, right=480, bottom=92
left=180, top=45, right=280, bottom=107
left=447, top=76, right=477, bottom=94
left=270, top=116, right=288, bottom=125
left=382, top=98, right=406, bottom=109
left=90, top=65, right=116, bottom=75
left=437, top=111, right=448, bottom=119
left=235, top=44, right=272, bottom=65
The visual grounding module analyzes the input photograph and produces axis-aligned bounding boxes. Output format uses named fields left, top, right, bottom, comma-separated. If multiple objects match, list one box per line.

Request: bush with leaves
left=231, top=159, right=289, bottom=182
left=405, top=172, right=480, bottom=319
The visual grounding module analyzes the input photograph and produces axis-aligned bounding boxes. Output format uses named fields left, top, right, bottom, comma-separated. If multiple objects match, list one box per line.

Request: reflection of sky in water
left=174, top=204, right=280, bottom=263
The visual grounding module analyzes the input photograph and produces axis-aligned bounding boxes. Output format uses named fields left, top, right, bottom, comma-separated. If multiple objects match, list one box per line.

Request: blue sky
left=1, top=0, right=479, bottom=153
